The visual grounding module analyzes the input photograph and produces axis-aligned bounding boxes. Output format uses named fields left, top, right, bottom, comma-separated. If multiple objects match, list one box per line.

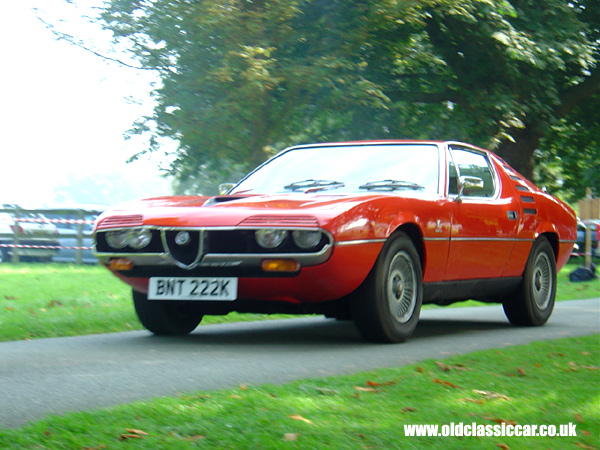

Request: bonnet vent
left=97, top=214, right=143, bottom=229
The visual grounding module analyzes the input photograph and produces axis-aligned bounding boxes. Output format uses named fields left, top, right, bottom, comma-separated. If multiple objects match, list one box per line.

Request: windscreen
left=231, top=144, right=440, bottom=195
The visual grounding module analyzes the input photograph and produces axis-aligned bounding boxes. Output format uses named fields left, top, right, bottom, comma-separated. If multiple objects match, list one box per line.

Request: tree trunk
left=495, top=126, right=544, bottom=181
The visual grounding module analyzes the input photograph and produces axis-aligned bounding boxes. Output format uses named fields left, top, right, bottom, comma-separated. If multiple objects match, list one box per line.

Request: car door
left=443, top=145, right=520, bottom=281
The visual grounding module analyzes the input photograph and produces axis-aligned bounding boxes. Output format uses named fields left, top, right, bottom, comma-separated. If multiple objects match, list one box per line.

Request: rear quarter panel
left=492, top=157, right=577, bottom=276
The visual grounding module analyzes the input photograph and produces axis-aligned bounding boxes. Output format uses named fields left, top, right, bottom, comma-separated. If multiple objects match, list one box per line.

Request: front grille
left=164, top=230, right=204, bottom=267
left=206, top=230, right=330, bottom=254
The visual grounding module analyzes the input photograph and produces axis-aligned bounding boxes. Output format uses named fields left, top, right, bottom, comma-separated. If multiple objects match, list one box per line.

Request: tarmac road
left=1, top=298, right=598, bottom=429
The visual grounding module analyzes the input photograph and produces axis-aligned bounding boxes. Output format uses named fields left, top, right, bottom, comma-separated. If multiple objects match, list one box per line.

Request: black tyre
left=503, top=236, right=556, bottom=326
left=351, top=232, right=423, bottom=343
left=132, top=290, right=204, bottom=335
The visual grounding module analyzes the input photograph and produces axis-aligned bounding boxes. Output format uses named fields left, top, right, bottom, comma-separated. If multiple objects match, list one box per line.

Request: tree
left=97, top=0, right=599, bottom=197
left=536, top=92, right=600, bottom=200
left=367, top=0, right=600, bottom=182
left=100, top=0, right=391, bottom=193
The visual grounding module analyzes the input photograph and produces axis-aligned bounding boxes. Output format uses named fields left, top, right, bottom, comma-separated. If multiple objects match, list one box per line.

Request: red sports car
left=93, top=141, right=577, bottom=342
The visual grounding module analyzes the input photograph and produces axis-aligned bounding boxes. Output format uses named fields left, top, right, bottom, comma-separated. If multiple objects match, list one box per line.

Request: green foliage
left=537, top=92, right=600, bottom=200
left=97, top=0, right=599, bottom=196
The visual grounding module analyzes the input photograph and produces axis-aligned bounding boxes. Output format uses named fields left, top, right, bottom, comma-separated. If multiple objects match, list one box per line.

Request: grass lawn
left=0, top=335, right=597, bottom=449
left=0, top=261, right=598, bottom=342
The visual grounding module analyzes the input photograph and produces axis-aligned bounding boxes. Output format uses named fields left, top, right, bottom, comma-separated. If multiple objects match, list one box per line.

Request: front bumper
left=105, top=241, right=383, bottom=304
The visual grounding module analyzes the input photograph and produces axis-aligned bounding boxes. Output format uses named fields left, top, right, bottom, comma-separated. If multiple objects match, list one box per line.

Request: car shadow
left=138, top=314, right=512, bottom=347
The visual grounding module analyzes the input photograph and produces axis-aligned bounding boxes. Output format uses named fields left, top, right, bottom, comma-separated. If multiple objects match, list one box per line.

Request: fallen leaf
left=401, top=407, right=417, bottom=412
left=125, top=429, right=149, bottom=436
left=119, top=434, right=145, bottom=441
left=283, top=433, right=300, bottom=441
left=582, top=430, right=591, bottom=436
left=473, top=390, right=510, bottom=401
left=354, top=386, right=379, bottom=392
left=435, top=361, right=451, bottom=372
left=432, top=378, right=460, bottom=389
left=581, top=366, right=600, bottom=371
left=534, top=363, right=542, bottom=368
left=230, top=394, right=242, bottom=399
left=415, top=366, right=425, bottom=373
left=575, top=443, right=595, bottom=449
left=367, top=380, right=396, bottom=386
left=288, top=414, right=313, bottom=425
left=580, top=352, right=591, bottom=356
left=495, top=444, right=510, bottom=450
left=457, top=398, right=484, bottom=405
left=240, top=384, right=248, bottom=390
left=517, top=367, right=526, bottom=376
left=575, top=413, right=584, bottom=423
left=568, top=361, right=579, bottom=371
left=485, top=417, right=517, bottom=426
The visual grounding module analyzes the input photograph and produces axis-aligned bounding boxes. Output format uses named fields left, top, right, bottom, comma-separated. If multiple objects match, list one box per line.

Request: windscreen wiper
left=283, top=179, right=345, bottom=193
left=358, top=180, right=424, bottom=191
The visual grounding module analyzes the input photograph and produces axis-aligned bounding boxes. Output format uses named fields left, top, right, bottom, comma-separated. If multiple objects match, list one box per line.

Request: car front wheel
left=503, top=236, right=556, bottom=326
left=132, top=290, right=204, bottom=335
left=351, top=232, right=423, bottom=343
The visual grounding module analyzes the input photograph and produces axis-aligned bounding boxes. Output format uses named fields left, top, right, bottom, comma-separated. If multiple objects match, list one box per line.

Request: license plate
left=148, top=277, right=237, bottom=301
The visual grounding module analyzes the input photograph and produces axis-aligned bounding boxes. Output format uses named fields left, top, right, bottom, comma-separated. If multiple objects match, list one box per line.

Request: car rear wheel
left=351, top=232, right=423, bottom=343
left=503, top=236, right=556, bottom=326
left=132, top=290, right=204, bottom=335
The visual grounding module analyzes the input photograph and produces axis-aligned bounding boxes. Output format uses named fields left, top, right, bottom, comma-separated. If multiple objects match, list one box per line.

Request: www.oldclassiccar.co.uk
left=404, top=422, right=578, bottom=437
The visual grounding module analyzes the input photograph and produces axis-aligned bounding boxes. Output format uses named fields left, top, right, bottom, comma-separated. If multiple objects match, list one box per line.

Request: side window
left=449, top=147, right=496, bottom=198
left=448, top=159, right=459, bottom=195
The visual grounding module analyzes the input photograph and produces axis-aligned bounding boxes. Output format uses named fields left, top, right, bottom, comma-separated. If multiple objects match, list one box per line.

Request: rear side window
left=448, top=147, right=496, bottom=197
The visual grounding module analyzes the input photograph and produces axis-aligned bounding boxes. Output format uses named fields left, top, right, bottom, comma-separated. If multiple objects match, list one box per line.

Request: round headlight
left=105, top=230, right=129, bottom=249
left=128, top=229, right=153, bottom=249
left=255, top=229, right=287, bottom=249
left=292, top=230, right=322, bottom=249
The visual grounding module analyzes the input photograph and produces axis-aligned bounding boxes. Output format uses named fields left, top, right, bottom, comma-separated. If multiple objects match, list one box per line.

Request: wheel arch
left=389, top=223, right=426, bottom=272
left=538, top=231, right=559, bottom=262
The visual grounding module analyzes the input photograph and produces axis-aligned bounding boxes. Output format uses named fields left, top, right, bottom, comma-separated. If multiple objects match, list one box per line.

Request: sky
left=0, top=0, right=172, bottom=207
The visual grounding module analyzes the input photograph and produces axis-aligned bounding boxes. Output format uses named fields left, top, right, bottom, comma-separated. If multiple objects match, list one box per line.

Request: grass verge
left=0, top=335, right=598, bottom=449
left=0, top=261, right=598, bottom=342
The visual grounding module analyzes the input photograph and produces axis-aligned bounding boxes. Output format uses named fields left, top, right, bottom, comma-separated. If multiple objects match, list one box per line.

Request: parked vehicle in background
left=94, top=140, right=577, bottom=343
left=41, top=206, right=105, bottom=264
left=0, top=205, right=60, bottom=263
left=574, top=218, right=599, bottom=259
left=584, top=219, right=599, bottom=258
